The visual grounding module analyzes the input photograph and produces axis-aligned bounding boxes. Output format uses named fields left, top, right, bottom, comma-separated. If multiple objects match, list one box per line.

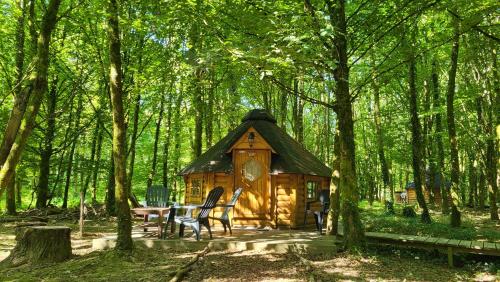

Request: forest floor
left=0, top=207, right=499, bottom=281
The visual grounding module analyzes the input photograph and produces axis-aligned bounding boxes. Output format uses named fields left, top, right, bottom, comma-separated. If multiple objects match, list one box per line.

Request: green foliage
left=402, top=206, right=417, bottom=218
left=360, top=201, right=499, bottom=241
left=0, top=0, right=497, bottom=227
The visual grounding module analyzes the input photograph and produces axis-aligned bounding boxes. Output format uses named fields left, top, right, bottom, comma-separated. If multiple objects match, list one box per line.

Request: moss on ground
left=1, top=245, right=191, bottom=281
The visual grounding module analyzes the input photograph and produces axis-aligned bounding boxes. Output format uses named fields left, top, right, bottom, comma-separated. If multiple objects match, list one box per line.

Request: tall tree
left=36, top=77, right=58, bottom=208
left=446, top=16, right=462, bottom=227
left=326, top=0, right=365, bottom=248
left=107, top=0, right=132, bottom=251
left=91, top=121, right=103, bottom=203
left=6, top=171, right=17, bottom=215
left=126, top=93, right=140, bottom=192
left=431, top=59, right=449, bottom=214
left=0, top=0, right=28, bottom=166
left=407, top=31, right=431, bottom=224
left=147, top=93, right=165, bottom=188
left=486, top=45, right=499, bottom=220
left=62, top=96, right=82, bottom=209
left=372, top=70, right=392, bottom=203
left=0, top=0, right=61, bottom=198
left=162, top=95, right=173, bottom=190
left=326, top=129, right=340, bottom=235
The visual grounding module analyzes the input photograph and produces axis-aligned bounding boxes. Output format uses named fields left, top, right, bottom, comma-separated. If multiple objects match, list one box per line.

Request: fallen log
left=0, top=216, right=49, bottom=223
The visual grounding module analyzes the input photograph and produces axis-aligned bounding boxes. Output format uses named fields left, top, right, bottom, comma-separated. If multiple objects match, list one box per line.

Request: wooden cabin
left=179, top=109, right=332, bottom=228
left=405, top=173, right=449, bottom=206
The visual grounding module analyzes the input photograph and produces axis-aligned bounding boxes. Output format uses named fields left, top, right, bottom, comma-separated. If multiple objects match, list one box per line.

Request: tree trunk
left=486, top=45, right=499, bottom=220
left=162, top=96, right=173, bottom=189
left=28, top=0, right=37, bottom=55
left=36, top=78, right=57, bottom=209
left=407, top=36, right=431, bottom=224
left=0, top=0, right=61, bottom=199
left=106, top=151, right=115, bottom=215
left=83, top=119, right=99, bottom=200
left=127, top=93, right=141, bottom=194
left=1, top=226, right=71, bottom=267
left=326, top=129, right=340, bottom=236
left=147, top=93, right=165, bottom=188
left=6, top=171, right=17, bottom=215
left=372, top=72, right=392, bottom=203
left=92, top=121, right=103, bottom=203
left=467, top=151, right=477, bottom=207
left=16, top=173, right=22, bottom=208
left=62, top=97, right=82, bottom=209
left=326, top=0, right=364, bottom=248
left=279, top=83, right=288, bottom=128
left=0, top=0, right=27, bottom=167
left=171, top=93, right=183, bottom=201
left=107, top=0, right=132, bottom=250
left=193, top=68, right=203, bottom=158
left=422, top=77, right=435, bottom=205
left=293, top=79, right=304, bottom=144
left=446, top=17, right=461, bottom=227
left=205, top=74, right=214, bottom=148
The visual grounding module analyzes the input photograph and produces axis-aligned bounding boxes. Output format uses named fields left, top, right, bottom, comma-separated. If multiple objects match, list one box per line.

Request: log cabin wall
left=406, top=189, right=430, bottom=204
left=406, top=188, right=441, bottom=206
left=407, top=189, right=417, bottom=204
left=275, top=174, right=295, bottom=227
left=185, top=172, right=331, bottom=228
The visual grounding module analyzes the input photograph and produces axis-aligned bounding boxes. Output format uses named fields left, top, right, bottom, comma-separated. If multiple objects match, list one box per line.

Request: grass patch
left=359, top=201, right=500, bottom=242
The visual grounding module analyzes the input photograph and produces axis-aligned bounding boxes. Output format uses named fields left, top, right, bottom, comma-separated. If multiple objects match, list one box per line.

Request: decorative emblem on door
left=242, top=159, right=262, bottom=182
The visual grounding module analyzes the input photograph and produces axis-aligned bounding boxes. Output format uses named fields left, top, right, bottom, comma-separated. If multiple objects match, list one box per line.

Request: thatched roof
left=178, top=109, right=332, bottom=177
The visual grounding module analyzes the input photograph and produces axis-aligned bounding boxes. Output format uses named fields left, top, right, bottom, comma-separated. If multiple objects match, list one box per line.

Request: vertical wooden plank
left=290, top=174, right=298, bottom=228
left=447, top=247, right=454, bottom=267
left=270, top=174, right=276, bottom=228
left=184, top=175, right=190, bottom=204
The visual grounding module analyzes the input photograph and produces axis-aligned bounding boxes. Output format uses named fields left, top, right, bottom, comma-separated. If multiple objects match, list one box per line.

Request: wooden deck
left=92, top=228, right=336, bottom=254
left=92, top=224, right=499, bottom=267
left=357, top=231, right=500, bottom=267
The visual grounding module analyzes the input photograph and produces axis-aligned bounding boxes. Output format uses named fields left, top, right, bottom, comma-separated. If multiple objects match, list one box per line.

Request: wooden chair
left=304, top=189, right=330, bottom=234
left=176, top=186, right=224, bottom=241
left=208, top=187, right=243, bottom=235
left=142, top=185, right=171, bottom=233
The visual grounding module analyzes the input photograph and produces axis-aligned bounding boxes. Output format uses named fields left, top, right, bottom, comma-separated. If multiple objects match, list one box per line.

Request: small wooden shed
left=179, top=109, right=332, bottom=228
left=405, top=173, right=449, bottom=206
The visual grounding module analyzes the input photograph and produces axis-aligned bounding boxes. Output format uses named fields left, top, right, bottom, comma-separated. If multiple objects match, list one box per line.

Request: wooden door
left=233, top=149, right=270, bottom=220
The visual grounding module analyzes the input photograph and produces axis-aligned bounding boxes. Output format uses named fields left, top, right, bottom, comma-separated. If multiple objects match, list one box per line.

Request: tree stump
left=1, top=226, right=71, bottom=267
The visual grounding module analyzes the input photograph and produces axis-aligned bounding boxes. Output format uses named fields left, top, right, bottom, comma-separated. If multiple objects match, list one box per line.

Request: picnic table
left=131, top=207, right=175, bottom=239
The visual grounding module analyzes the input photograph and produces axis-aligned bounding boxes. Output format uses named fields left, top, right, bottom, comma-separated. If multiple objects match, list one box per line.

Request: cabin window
left=191, top=179, right=202, bottom=196
left=306, top=181, right=320, bottom=200
left=242, top=159, right=262, bottom=182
